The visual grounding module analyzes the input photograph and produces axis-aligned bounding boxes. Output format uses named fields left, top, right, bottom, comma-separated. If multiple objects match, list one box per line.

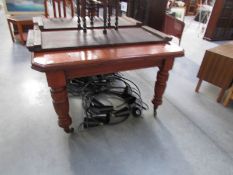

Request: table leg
left=46, top=71, right=73, bottom=133
left=217, top=88, right=225, bottom=103
left=152, top=58, right=175, bottom=117
left=17, top=23, right=25, bottom=45
left=7, top=20, right=14, bottom=42
left=195, top=79, right=202, bottom=93
left=224, top=86, right=233, bottom=107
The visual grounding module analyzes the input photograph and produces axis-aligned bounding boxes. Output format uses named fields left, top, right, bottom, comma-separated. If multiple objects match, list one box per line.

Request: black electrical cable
left=67, top=74, right=148, bottom=130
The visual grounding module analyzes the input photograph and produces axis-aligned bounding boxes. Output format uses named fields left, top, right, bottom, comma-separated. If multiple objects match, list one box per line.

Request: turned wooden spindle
left=103, top=0, right=108, bottom=34
left=108, top=0, right=112, bottom=27
left=115, top=0, right=119, bottom=30
left=82, top=0, right=87, bottom=32
left=89, top=1, right=95, bottom=26
left=77, top=0, right=82, bottom=29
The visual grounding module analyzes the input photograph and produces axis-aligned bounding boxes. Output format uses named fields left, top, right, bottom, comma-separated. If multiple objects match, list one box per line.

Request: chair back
left=44, top=0, right=74, bottom=18
left=163, top=14, right=185, bottom=45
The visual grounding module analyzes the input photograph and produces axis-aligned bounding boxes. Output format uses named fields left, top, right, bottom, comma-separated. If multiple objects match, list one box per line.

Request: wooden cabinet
left=196, top=42, right=233, bottom=102
left=204, top=0, right=233, bottom=41
left=127, top=0, right=168, bottom=31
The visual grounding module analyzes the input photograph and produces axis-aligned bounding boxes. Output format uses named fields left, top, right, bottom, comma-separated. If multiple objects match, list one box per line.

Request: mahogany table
left=31, top=42, right=184, bottom=133
left=7, top=15, right=34, bottom=44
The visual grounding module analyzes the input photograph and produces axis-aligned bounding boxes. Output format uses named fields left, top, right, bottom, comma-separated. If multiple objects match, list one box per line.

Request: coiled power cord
left=67, top=74, right=148, bottom=130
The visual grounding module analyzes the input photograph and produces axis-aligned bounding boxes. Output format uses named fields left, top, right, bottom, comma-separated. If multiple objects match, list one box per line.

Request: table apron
left=64, top=57, right=166, bottom=79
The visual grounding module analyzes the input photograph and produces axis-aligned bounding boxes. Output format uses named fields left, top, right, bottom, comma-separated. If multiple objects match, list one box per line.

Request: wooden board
left=33, top=16, right=142, bottom=31
left=27, top=26, right=172, bottom=52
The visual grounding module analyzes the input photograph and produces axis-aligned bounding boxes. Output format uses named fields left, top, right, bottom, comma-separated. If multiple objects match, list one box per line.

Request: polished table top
left=7, top=14, right=35, bottom=21
left=32, top=43, right=184, bottom=72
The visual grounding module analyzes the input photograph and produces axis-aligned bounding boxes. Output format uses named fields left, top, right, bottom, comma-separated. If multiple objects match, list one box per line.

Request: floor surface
left=0, top=11, right=233, bottom=175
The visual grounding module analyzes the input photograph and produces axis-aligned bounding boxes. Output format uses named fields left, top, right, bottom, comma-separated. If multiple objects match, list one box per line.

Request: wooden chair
left=224, top=85, right=233, bottom=107
left=163, top=14, right=185, bottom=45
left=44, top=0, right=74, bottom=18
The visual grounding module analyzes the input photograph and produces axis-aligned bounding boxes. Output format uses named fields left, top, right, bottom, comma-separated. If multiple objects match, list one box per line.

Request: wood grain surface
left=32, top=42, right=183, bottom=72
left=197, top=43, right=233, bottom=89
left=196, top=42, right=233, bottom=102
left=27, top=27, right=172, bottom=52
left=33, top=16, right=142, bottom=31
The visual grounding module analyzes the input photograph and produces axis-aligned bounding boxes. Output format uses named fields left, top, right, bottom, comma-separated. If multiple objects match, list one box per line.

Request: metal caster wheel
left=132, top=107, right=142, bottom=117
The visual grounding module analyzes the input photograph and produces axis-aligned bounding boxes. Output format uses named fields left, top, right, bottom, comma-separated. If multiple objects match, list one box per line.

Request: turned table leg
left=46, top=71, right=73, bottom=133
left=152, top=58, right=175, bottom=117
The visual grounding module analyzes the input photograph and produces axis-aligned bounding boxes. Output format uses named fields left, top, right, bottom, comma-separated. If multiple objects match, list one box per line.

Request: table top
left=7, top=14, right=35, bottom=22
left=198, top=42, right=233, bottom=89
left=27, top=26, right=172, bottom=52
left=207, top=42, right=233, bottom=59
left=32, top=42, right=184, bottom=72
left=33, top=16, right=142, bottom=30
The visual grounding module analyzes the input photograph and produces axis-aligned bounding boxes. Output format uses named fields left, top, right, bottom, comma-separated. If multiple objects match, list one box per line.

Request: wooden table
left=30, top=42, right=184, bottom=133
left=7, top=15, right=34, bottom=44
left=27, top=22, right=184, bottom=133
left=196, top=42, right=233, bottom=102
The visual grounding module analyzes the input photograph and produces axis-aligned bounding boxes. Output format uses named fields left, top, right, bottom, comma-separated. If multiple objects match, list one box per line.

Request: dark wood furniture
left=204, top=0, right=233, bottom=41
left=7, top=15, right=34, bottom=44
left=27, top=26, right=172, bottom=51
left=38, top=0, right=138, bottom=32
left=26, top=23, right=184, bottom=133
left=224, top=85, right=233, bottom=107
left=127, top=0, right=168, bottom=31
left=29, top=42, right=183, bottom=133
left=27, top=0, right=184, bottom=133
left=163, top=14, right=185, bottom=45
left=44, top=0, right=75, bottom=18
left=33, top=16, right=142, bottom=31
left=196, top=42, right=233, bottom=103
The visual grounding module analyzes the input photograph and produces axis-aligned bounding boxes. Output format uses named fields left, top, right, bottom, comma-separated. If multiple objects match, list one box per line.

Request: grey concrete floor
left=0, top=11, right=233, bottom=175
